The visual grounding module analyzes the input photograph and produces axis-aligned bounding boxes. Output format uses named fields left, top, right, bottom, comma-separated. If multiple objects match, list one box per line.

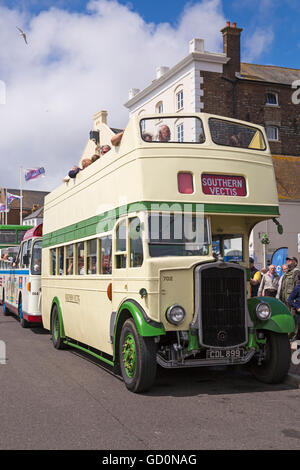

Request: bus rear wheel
left=18, top=295, right=28, bottom=328
left=119, top=318, right=157, bottom=393
left=251, top=331, right=291, bottom=384
left=3, top=291, right=9, bottom=316
left=51, top=305, right=65, bottom=350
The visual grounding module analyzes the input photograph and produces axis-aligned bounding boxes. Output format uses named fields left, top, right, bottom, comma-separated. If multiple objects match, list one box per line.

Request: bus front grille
left=196, top=264, right=247, bottom=348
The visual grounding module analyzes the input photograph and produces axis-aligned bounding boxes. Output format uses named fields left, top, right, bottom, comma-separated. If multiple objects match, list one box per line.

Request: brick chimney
left=221, top=21, right=243, bottom=79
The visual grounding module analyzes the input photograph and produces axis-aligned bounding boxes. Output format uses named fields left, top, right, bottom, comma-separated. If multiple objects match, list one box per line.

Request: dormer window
left=265, top=92, right=278, bottom=106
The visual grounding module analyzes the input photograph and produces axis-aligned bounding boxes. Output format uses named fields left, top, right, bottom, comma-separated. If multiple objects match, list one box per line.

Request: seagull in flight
left=16, top=27, right=28, bottom=44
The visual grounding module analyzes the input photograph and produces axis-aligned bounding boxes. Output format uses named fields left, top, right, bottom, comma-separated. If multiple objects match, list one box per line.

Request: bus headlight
left=166, top=305, right=186, bottom=325
left=256, top=302, right=271, bottom=321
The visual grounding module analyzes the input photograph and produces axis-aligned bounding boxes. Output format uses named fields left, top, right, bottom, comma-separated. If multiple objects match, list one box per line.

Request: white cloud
left=0, top=0, right=226, bottom=191
left=243, top=27, right=274, bottom=63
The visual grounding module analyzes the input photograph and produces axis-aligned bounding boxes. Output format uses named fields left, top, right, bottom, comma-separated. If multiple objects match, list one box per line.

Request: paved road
left=0, top=309, right=300, bottom=450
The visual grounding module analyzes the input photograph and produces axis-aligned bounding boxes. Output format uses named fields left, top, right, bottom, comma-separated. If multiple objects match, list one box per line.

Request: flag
left=271, top=247, right=288, bottom=276
left=7, top=192, right=22, bottom=205
left=0, top=203, right=9, bottom=213
left=25, top=167, right=45, bottom=181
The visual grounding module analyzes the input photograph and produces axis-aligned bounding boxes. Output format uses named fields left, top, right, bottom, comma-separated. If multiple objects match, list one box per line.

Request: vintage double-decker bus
left=0, top=224, right=30, bottom=249
left=2, top=224, right=42, bottom=327
left=41, top=113, right=294, bottom=393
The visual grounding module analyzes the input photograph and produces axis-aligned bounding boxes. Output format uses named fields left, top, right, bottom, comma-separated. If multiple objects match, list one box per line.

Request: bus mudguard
left=247, top=297, right=295, bottom=333
left=115, top=299, right=165, bottom=337
left=51, top=297, right=66, bottom=338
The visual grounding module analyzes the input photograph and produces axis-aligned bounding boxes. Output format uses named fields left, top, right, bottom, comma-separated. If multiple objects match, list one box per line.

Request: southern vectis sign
left=201, top=174, right=247, bottom=197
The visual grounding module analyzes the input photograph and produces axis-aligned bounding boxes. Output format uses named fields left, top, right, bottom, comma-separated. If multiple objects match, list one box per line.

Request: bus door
left=79, top=235, right=113, bottom=354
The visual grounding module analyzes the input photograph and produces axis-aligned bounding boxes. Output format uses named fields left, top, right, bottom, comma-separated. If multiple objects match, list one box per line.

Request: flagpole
left=20, top=166, right=23, bottom=225
left=5, top=188, right=7, bottom=225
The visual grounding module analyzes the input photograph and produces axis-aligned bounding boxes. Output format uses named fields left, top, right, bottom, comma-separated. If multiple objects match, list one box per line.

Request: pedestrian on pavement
left=288, top=272, right=300, bottom=344
left=276, top=264, right=288, bottom=299
left=249, top=257, right=261, bottom=297
left=279, top=256, right=300, bottom=307
left=258, top=264, right=280, bottom=297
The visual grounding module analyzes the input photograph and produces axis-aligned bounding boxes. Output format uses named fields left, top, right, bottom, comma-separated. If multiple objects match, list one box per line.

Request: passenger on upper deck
left=142, top=133, right=153, bottom=142
left=62, top=158, right=92, bottom=183
left=91, top=154, right=100, bottom=162
left=229, top=131, right=243, bottom=147
left=111, top=131, right=124, bottom=147
left=100, top=145, right=111, bottom=155
left=158, top=125, right=171, bottom=142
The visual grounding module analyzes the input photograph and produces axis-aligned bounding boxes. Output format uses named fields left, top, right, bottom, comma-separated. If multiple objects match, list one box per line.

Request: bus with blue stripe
left=1, top=224, right=42, bottom=327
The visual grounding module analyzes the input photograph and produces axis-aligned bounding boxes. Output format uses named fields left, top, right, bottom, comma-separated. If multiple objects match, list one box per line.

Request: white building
left=124, top=38, right=228, bottom=117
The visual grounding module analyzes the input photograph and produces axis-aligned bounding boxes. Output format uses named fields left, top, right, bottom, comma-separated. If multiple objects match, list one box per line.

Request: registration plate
left=206, top=348, right=244, bottom=360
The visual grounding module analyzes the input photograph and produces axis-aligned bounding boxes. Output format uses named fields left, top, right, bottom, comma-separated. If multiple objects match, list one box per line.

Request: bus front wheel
left=18, top=295, right=28, bottom=328
left=251, top=331, right=291, bottom=384
left=119, top=318, right=157, bottom=393
left=51, top=305, right=65, bottom=350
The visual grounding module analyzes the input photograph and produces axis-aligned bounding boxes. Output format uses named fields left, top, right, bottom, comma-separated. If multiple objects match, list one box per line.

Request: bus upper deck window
left=178, top=172, right=194, bottom=194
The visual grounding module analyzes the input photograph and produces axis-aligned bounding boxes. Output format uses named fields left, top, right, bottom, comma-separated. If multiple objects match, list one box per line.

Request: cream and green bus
left=41, top=113, right=294, bottom=393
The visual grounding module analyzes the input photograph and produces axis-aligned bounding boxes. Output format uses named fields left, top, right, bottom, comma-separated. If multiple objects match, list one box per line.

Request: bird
left=16, top=27, right=28, bottom=44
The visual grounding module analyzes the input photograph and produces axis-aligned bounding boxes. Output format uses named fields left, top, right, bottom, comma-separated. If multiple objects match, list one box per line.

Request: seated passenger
left=158, top=125, right=170, bottom=142
left=198, top=132, right=205, bottom=143
left=100, top=145, right=111, bottom=155
left=62, top=158, right=92, bottom=182
left=91, top=154, right=100, bottom=163
left=111, top=131, right=124, bottom=147
left=142, top=133, right=153, bottom=142
left=229, top=131, right=242, bottom=147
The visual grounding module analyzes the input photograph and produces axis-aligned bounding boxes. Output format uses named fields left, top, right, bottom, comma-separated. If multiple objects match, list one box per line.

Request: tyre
left=18, top=296, right=28, bottom=328
left=119, top=318, right=157, bottom=393
left=288, top=315, right=298, bottom=342
left=3, top=291, right=9, bottom=317
left=251, top=331, right=291, bottom=384
left=51, top=304, right=65, bottom=350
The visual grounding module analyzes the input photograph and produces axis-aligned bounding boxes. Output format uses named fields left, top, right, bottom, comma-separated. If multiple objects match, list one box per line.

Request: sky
left=0, top=0, right=299, bottom=192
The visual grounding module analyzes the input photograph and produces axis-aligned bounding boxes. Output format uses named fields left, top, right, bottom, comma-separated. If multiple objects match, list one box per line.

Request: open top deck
left=43, top=112, right=279, bottom=244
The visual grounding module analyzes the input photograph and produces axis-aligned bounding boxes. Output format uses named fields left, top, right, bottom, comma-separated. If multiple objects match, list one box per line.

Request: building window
left=177, top=123, right=184, bottom=142
left=156, top=101, right=163, bottom=114
left=266, top=126, right=279, bottom=141
left=176, top=90, right=183, bottom=110
left=265, top=92, right=278, bottom=106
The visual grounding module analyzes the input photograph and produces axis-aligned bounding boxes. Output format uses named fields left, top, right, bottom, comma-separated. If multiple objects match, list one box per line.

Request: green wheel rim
left=122, top=333, right=136, bottom=378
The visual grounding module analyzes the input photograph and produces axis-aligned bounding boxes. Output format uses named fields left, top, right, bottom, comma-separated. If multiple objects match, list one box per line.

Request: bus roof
left=23, top=224, right=43, bottom=241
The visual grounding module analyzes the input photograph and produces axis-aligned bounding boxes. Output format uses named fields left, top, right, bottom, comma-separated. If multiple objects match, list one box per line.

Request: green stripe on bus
left=42, top=201, right=279, bottom=248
